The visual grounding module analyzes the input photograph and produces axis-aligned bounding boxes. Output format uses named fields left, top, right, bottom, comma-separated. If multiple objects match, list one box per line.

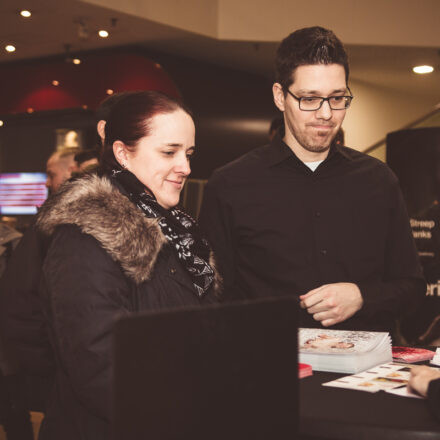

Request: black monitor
left=113, top=297, right=298, bottom=440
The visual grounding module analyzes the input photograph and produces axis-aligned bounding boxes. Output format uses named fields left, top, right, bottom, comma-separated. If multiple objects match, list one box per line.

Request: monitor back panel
left=113, top=296, right=298, bottom=440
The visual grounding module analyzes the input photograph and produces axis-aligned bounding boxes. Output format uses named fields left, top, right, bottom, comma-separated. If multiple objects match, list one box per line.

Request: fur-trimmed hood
left=37, top=174, right=221, bottom=291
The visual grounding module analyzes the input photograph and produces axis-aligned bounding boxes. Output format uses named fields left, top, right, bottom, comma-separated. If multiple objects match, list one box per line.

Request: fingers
left=307, top=301, right=330, bottom=314
left=300, top=282, right=363, bottom=327
left=301, top=289, right=327, bottom=309
left=299, top=285, right=327, bottom=300
left=312, top=307, right=343, bottom=326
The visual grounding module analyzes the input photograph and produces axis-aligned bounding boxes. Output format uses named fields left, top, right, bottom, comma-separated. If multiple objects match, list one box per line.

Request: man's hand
left=299, top=282, right=363, bottom=327
left=408, top=365, right=440, bottom=397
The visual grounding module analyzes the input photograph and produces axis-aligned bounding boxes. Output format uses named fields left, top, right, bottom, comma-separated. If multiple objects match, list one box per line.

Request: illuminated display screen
left=0, top=173, right=48, bottom=215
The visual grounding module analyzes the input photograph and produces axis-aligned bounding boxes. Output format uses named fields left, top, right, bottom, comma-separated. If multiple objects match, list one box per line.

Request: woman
left=36, top=91, right=221, bottom=439
left=408, top=365, right=440, bottom=421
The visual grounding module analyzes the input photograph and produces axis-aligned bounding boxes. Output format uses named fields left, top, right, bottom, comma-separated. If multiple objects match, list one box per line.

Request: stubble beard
left=294, top=130, right=334, bottom=154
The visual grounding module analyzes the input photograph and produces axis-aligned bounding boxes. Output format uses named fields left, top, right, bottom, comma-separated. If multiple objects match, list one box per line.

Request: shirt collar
left=265, top=130, right=353, bottom=167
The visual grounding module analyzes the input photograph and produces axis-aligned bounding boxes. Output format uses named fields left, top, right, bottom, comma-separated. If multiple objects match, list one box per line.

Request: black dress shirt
left=199, top=134, right=426, bottom=332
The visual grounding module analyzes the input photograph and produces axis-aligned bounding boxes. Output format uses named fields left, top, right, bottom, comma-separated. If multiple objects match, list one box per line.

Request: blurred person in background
left=0, top=217, right=33, bottom=439
left=74, top=149, right=99, bottom=173
left=45, top=148, right=79, bottom=194
left=0, top=91, right=137, bottom=427
left=268, top=116, right=284, bottom=141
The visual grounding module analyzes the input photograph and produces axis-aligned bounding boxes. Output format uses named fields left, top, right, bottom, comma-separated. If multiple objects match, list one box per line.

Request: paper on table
left=323, top=362, right=412, bottom=394
left=386, top=386, right=423, bottom=399
left=430, top=348, right=440, bottom=366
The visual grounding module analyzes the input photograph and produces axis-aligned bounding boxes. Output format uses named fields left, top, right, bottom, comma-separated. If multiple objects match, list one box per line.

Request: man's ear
left=113, top=141, right=129, bottom=168
left=272, top=83, right=286, bottom=112
left=97, top=120, right=106, bottom=142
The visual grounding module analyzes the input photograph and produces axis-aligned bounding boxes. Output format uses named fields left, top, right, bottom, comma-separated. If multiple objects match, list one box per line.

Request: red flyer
left=392, top=346, right=435, bottom=363
left=299, top=363, right=313, bottom=379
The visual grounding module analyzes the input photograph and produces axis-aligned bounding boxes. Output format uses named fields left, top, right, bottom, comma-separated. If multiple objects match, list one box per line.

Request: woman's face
left=125, top=109, right=195, bottom=209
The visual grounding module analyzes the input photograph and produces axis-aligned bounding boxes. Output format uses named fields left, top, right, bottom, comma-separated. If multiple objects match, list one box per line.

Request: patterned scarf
left=111, top=169, right=214, bottom=297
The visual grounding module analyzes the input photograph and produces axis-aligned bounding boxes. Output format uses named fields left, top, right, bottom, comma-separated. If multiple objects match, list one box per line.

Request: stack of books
left=298, top=328, right=392, bottom=374
left=392, top=346, right=435, bottom=363
left=298, top=363, right=313, bottom=379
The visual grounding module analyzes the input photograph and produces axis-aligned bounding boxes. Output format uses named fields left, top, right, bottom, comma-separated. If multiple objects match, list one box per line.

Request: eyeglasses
left=286, top=87, right=353, bottom=111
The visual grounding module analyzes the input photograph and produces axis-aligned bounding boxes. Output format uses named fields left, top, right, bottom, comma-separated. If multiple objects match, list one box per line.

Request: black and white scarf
left=112, top=169, right=214, bottom=297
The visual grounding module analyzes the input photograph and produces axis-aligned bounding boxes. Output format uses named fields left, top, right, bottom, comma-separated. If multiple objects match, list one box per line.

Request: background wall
left=0, top=49, right=277, bottom=179
left=344, top=79, right=436, bottom=160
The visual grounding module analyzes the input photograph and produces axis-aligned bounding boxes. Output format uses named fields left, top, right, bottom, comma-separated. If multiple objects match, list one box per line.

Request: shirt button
left=320, top=249, right=327, bottom=256
left=170, top=268, right=176, bottom=274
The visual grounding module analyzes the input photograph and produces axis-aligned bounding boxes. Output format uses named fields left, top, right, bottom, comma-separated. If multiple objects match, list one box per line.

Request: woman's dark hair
left=100, top=91, right=193, bottom=174
left=275, top=26, right=349, bottom=93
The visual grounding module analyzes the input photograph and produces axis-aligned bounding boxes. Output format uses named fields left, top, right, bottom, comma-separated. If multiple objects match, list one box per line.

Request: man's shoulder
left=209, top=144, right=270, bottom=185
left=342, top=146, right=397, bottom=183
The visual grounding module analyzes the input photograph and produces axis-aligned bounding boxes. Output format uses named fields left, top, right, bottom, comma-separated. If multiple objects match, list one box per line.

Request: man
left=74, top=149, right=99, bottom=172
left=199, top=26, right=425, bottom=332
left=45, top=148, right=79, bottom=194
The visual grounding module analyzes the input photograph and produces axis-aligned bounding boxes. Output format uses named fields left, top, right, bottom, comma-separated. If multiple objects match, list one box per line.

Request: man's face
left=46, top=154, right=75, bottom=194
left=273, top=64, right=348, bottom=160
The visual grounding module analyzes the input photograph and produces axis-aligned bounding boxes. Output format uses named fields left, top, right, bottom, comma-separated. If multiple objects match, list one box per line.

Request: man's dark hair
left=74, top=148, right=99, bottom=166
left=275, top=26, right=349, bottom=92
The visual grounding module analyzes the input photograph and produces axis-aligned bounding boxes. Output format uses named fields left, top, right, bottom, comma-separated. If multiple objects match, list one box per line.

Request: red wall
left=1, top=53, right=180, bottom=114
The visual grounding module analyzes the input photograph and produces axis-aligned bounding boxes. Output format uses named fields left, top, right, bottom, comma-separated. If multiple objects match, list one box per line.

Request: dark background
left=0, top=47, right=279, bottom=180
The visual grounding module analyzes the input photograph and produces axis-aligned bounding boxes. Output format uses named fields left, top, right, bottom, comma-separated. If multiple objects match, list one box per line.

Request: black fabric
left=0, top=222, right=54, bottom=414
left=112, top=169, right=214, bottom=296
left=427, top=378, right=440, bottom=422
left=199, top=134, right=426, bottom=333
left=37, top=196, right=217, bottom=438
left=0, top=223, right=53, bottom=375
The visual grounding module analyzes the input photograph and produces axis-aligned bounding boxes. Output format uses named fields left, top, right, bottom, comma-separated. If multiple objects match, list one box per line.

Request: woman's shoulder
left=38, top=175, right=167, bottom=285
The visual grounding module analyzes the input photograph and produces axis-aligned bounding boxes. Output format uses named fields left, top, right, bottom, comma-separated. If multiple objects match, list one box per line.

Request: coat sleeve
left=357, top=175, right=426, bottom=322
left=41, top=224, right=132, bottom=422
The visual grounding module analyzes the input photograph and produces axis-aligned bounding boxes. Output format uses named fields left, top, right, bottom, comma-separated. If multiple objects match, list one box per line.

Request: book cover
left=298, top=363, right=313, bottom=379
left=299, top=328, right=392, bottom=374
left=392, top=346, right=435, bottom=363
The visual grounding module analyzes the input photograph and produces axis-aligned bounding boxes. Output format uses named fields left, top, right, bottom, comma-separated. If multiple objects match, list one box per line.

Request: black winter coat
left=34, top=175, right=221, bottom=440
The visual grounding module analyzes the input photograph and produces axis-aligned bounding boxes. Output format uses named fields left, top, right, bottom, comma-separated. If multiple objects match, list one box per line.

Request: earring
left=121, top=163, right=127, bottom=169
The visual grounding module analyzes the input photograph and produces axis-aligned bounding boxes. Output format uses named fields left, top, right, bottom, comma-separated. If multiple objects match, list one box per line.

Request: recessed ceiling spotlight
left=5, top=45, right=16, bottom=53
left=73, top=58, right=81, bottom=65
left=413, top=65, right=434, bottom=74
left=106, top=89, right=114, bottom=95
left=52, top=80, right=60, bottom=86
left=20, top=10, right=31, bottom=18
left=98, top=30, right=109, bottom=38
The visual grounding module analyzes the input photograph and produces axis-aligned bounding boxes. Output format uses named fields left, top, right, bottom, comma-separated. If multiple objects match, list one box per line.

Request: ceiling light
left=98, top=30, right=109, bottom=38
left=0, top=120, right=4, bottom=127
left=27, top=108, right=34, bottom=114
left=20, top=10, right=31, bottom=18
left=5, top=45, right=16, bottom=53
left=106, top=89, right=114, bottom=95
left=413, top=65, right=434, bottom=74
left=52, top=80, right=59, bottom=86
left=73, top=58, right=81, bottom=65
